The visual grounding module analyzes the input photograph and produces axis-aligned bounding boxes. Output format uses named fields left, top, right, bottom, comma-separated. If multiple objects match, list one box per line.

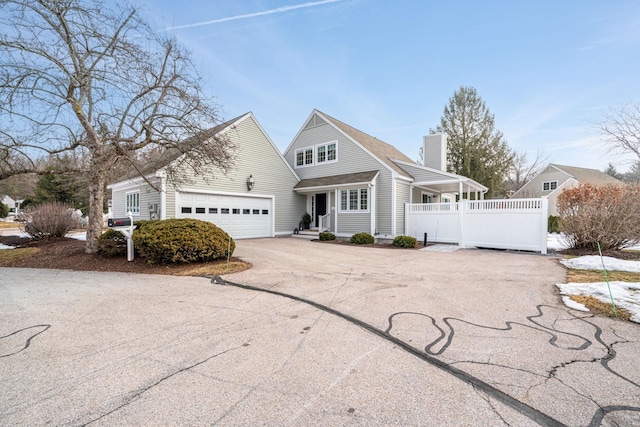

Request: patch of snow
left=67, top=232, right=86, bottom=241
left=557, top=281, right=640, bottom=323
left=0, top=243, right=15, bottom=250
left=561, top=256, right=640, bottom=273
left=561, top=296, right=589, bottom=312
left=547, top=233, right=570, bottom=251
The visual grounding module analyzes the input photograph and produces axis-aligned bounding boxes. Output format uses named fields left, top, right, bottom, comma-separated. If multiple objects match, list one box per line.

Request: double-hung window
left=340, top=188, right=368, bottom=212
left=316, top=141, right=337, bottom=165
left=125, top=191, right=140, bottom=215
left=295, top=147, right=314, bottom=167
left=295, top=142, right=337, bottom=168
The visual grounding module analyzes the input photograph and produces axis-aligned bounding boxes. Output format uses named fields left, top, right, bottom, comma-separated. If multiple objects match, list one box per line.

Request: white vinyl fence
left=405, top=198, right=548, bottom=254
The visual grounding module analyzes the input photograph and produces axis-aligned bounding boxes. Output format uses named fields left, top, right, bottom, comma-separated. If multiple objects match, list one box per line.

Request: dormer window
left=295, top=141, right=338, bottom=168
left=542, top=181, right=557, bottom=191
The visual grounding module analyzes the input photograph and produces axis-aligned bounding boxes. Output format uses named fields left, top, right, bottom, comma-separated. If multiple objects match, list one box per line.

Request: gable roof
left=315, top=110, right=415, bottom=178
left=113, top=113, right=249, bottom=182
left=550, top=164, right=623, bottom=185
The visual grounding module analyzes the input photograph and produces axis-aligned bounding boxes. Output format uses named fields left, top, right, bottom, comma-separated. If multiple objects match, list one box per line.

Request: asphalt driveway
left=1, top=238, right=639, bottom=426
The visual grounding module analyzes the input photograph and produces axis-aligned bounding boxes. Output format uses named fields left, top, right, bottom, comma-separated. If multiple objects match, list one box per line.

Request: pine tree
left=432, top=86, right=514, bottom=198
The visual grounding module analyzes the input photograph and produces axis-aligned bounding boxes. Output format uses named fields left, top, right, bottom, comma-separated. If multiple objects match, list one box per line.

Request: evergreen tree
left=432, top=86, right=514, bottom=198
left=604, top=163, right=624, bottom=180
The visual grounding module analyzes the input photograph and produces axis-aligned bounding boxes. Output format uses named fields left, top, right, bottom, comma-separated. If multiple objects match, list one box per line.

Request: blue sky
left=137, top=0, right=640, bottom=172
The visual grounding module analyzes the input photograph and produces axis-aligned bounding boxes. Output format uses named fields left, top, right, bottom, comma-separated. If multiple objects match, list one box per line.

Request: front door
left=315, top=193, right=327, bottom=227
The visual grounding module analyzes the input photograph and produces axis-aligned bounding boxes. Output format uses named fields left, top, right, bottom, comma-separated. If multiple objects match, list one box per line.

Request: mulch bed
left=0, top=235, right=241, bottom=275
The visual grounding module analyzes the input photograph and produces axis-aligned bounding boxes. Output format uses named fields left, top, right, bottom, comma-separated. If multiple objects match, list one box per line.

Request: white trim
left=160, top=176, right=167, bottom=220
left=294, top=180, right=376, bottom=193
left=391, top=178, right=396, bottom=236
left=313, top=110, right=410, bottom=179
left=370, top=178, right=376, bottom=234
left=315, top=140, right=338, bottom=165
left=125, top=190, right=141, bottom=216
left=294, top=146, right=315, bottom=168
left=283, top=110, right=319, bottom=156
left=174, top=189, right=275, bottom=238
left=108, top=174, right=158, bottom=191
left=243, top=113, right=300, bottom=182
left=178, top=187, right=274, bottom=199
left=338, top=187, right=370, bottom=213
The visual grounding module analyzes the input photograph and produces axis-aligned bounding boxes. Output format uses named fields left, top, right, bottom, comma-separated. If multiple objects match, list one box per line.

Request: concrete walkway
left=1, top=238, right=639, bottom=426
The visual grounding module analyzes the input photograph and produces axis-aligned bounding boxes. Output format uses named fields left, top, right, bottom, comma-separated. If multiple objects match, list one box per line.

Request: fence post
left=540, top=198, right=548, bottom=254
left=458, top=200, right=466, bottom=248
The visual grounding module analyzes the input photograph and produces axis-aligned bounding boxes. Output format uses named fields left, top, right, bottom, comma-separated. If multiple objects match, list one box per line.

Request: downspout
left=160, top=176, right=167, bottom=220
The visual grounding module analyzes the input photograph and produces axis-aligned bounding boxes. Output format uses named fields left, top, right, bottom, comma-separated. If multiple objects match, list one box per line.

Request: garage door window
left=209, top=208, right=218, bottom=214
left=181, top=207, right=192, bottom=214
left=196, top=207, right=205, bottom=214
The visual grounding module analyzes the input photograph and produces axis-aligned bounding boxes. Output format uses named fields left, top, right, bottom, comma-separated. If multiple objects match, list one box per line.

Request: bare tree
left=0, top=0, right=235, bottom=252
left=599, top=102, right=640, bottom=162
left=506, top=150, right=547, bottom=193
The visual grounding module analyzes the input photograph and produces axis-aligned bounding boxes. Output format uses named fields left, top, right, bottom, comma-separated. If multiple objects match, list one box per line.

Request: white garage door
left=176, top=192, right=272, bottom=239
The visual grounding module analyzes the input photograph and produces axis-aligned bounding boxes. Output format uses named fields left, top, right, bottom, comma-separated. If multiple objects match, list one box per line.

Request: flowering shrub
left=557, top=183, right=640, bottom=250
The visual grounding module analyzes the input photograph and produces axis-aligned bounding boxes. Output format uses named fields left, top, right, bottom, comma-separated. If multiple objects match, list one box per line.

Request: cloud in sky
left=164, top=0, right=343, bottom=31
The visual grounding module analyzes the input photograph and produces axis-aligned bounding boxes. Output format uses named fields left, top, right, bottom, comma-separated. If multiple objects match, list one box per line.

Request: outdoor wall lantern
left=247, top=174, right=255, bottom=191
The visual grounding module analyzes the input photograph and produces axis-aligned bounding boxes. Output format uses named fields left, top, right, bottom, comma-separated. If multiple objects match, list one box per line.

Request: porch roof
left=294, top=170, right=379, bottom=193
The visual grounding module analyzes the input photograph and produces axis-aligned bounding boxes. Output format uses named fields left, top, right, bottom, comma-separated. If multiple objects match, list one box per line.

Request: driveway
left=1, top=238, right=639, bottom=426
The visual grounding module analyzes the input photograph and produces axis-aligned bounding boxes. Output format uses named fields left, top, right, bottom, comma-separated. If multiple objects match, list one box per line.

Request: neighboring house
left=108, top=112, right=305, bottom=239
left=109, top=109, right=487, bottom=240
left=282, top=110, right=487, bottom=240
left=512, top=163, right=624, bottom=216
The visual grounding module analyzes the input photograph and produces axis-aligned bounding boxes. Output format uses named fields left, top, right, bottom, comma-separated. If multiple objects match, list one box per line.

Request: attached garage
left=176, top=191, right=273, bottom=239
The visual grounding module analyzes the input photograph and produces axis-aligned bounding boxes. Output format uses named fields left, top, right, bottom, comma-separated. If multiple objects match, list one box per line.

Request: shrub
left=0, top=202, right=8, bottom=218
left=21, top=202, right=80, bottom=239
left=393, top=235, right=417, bottom=248
left=547, top=215, right=560, bottom=233
left=557, top=183, right=640, bottom=250
left=133, top=218, right=235, bottom=264
left=98, top=229, right=128, bottom=257
left=319, top=232, right=335, bottom=241
left=350, top=232, right=374, bottom=245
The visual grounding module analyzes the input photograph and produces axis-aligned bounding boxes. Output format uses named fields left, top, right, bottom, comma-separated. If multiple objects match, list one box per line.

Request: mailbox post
left=107, top=212, right=135, bottom=261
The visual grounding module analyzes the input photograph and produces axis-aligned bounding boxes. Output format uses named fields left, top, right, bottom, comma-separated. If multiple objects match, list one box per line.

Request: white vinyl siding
left=112, top=114, right=304, bottom=234
left=284, top=118, right=393, bottom=235
left=111, top=177, right=162, bottom=220
left=395, top=180, right=410, bottom=235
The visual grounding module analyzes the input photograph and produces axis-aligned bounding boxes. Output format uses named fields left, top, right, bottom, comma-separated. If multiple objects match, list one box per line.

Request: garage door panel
left=176, top=192, right=272, bottom=239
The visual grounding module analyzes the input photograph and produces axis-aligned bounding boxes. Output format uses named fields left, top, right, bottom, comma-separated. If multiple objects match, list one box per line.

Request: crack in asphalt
left=212, top=276, right=567, bottom=427
left=0, top=324, right=51, bottom=358
left=80, top=343, right=247, bottom=426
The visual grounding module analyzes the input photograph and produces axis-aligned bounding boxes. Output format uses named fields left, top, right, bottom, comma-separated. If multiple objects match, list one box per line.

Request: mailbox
left=108, top=217, right=132, bottom=227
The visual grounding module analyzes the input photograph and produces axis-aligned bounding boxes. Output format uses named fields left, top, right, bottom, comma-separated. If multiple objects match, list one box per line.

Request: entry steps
left=291, top=228, right=320, bottom=239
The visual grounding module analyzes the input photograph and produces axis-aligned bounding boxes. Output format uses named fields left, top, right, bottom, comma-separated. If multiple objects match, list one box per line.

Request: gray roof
left=294, top=171, right=379, bottom=190
left=551, top=164, right=623, bottom=185
left=317, top=111, right=416, bottom=178
left=115, top=113, right=248, bottom=181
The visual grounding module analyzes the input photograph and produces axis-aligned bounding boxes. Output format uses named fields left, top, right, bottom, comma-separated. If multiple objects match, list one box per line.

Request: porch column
left=459, top=181, right=463, bottom=200
left=334, top=188, right=339, bottom=234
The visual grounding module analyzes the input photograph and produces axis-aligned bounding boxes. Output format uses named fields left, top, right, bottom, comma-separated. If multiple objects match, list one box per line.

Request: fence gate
left=405, top=198, right=548, bottom=254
